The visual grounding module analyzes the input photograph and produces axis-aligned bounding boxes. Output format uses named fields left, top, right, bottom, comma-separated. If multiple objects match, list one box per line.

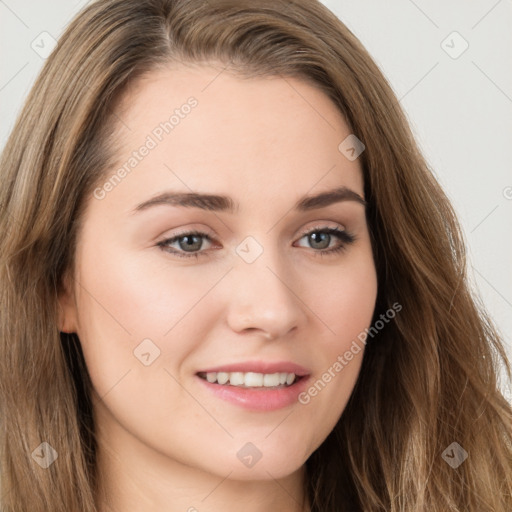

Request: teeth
left=217, top=372, right=229, bottom=385
left=229, top=372, right=245, bottom=386
left=263, top=373, right=280, bottom=387
left=202, top=371, right=297, bottom=388
left=245, top=372, right=263, bottom=387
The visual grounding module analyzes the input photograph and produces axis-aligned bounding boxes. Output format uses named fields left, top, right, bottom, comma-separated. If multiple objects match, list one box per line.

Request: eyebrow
left=131, top=186, right=366, bottom=214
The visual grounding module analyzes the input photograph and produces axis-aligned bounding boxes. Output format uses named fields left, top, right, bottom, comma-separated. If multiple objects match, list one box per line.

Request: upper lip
left=197, top=361, right=310, bottom=377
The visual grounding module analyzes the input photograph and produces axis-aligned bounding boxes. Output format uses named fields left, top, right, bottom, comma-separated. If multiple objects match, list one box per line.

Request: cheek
left=295, top=249, right=377, bottom=438
left=72, top=241, right=228, bottom=390
left=75, top=235, right=213, bottom=339
left=307, top=248, right=378, bottom=344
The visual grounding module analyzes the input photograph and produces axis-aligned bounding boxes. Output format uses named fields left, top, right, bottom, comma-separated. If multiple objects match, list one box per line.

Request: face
left=59, top=63, right=377, bottom=483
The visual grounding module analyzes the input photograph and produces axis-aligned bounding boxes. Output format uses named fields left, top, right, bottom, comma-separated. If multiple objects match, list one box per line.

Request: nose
left=224, top=244, right=307, bottom=340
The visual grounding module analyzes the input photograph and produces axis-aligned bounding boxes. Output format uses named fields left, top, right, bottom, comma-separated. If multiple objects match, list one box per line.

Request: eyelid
left=157, top=221, right=346, bottom=247
left=297, top=221, right=347, bottom=237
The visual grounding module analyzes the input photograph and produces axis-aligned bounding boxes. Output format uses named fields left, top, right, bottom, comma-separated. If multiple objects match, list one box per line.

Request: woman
left=1, top=0, right=511, bottom=510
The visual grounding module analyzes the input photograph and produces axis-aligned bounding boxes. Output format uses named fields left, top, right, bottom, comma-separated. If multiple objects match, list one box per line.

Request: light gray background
left=1, top=1, right=511, bottom=399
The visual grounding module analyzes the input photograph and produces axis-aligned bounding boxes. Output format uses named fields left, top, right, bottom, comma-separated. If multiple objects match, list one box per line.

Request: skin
left=58, top=63, right=378, bottom=512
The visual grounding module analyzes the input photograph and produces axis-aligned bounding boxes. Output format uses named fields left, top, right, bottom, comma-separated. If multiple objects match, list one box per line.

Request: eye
left=157, top=230, right=215, bottom=259
left=294, top=226, right=356, bottom=257
left=157, top=226, right=356, bottom=259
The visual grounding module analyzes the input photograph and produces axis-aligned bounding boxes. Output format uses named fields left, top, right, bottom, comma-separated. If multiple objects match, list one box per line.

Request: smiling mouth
left=197, top=371, right=302, bottom=388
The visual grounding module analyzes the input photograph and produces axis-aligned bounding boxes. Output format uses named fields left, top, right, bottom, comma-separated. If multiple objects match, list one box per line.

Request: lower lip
left=196, top=375, right=310, bottom=411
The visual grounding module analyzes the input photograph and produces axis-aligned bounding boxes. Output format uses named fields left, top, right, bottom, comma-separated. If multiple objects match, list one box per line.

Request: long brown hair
left=1, top=0, right=511, bottom=510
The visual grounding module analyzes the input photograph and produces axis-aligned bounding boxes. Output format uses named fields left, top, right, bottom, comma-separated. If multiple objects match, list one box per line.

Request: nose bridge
left=225, top=234, right=305, bottom=338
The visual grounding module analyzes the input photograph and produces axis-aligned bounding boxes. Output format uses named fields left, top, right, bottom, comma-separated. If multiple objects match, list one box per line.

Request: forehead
left=93, top=64, right=364, bottom=215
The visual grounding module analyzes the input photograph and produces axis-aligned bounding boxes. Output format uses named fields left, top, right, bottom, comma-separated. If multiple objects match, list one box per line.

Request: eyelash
left=157, top=226, right=356, bottom=260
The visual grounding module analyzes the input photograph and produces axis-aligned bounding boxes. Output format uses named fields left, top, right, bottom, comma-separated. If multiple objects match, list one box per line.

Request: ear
left=57, top=270, right=78, bottom=333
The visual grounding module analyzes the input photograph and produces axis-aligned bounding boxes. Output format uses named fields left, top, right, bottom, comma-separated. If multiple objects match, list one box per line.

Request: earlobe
left=58, top=303, right=76, bottom=333
left=57, top=271, right=78, bottom=333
